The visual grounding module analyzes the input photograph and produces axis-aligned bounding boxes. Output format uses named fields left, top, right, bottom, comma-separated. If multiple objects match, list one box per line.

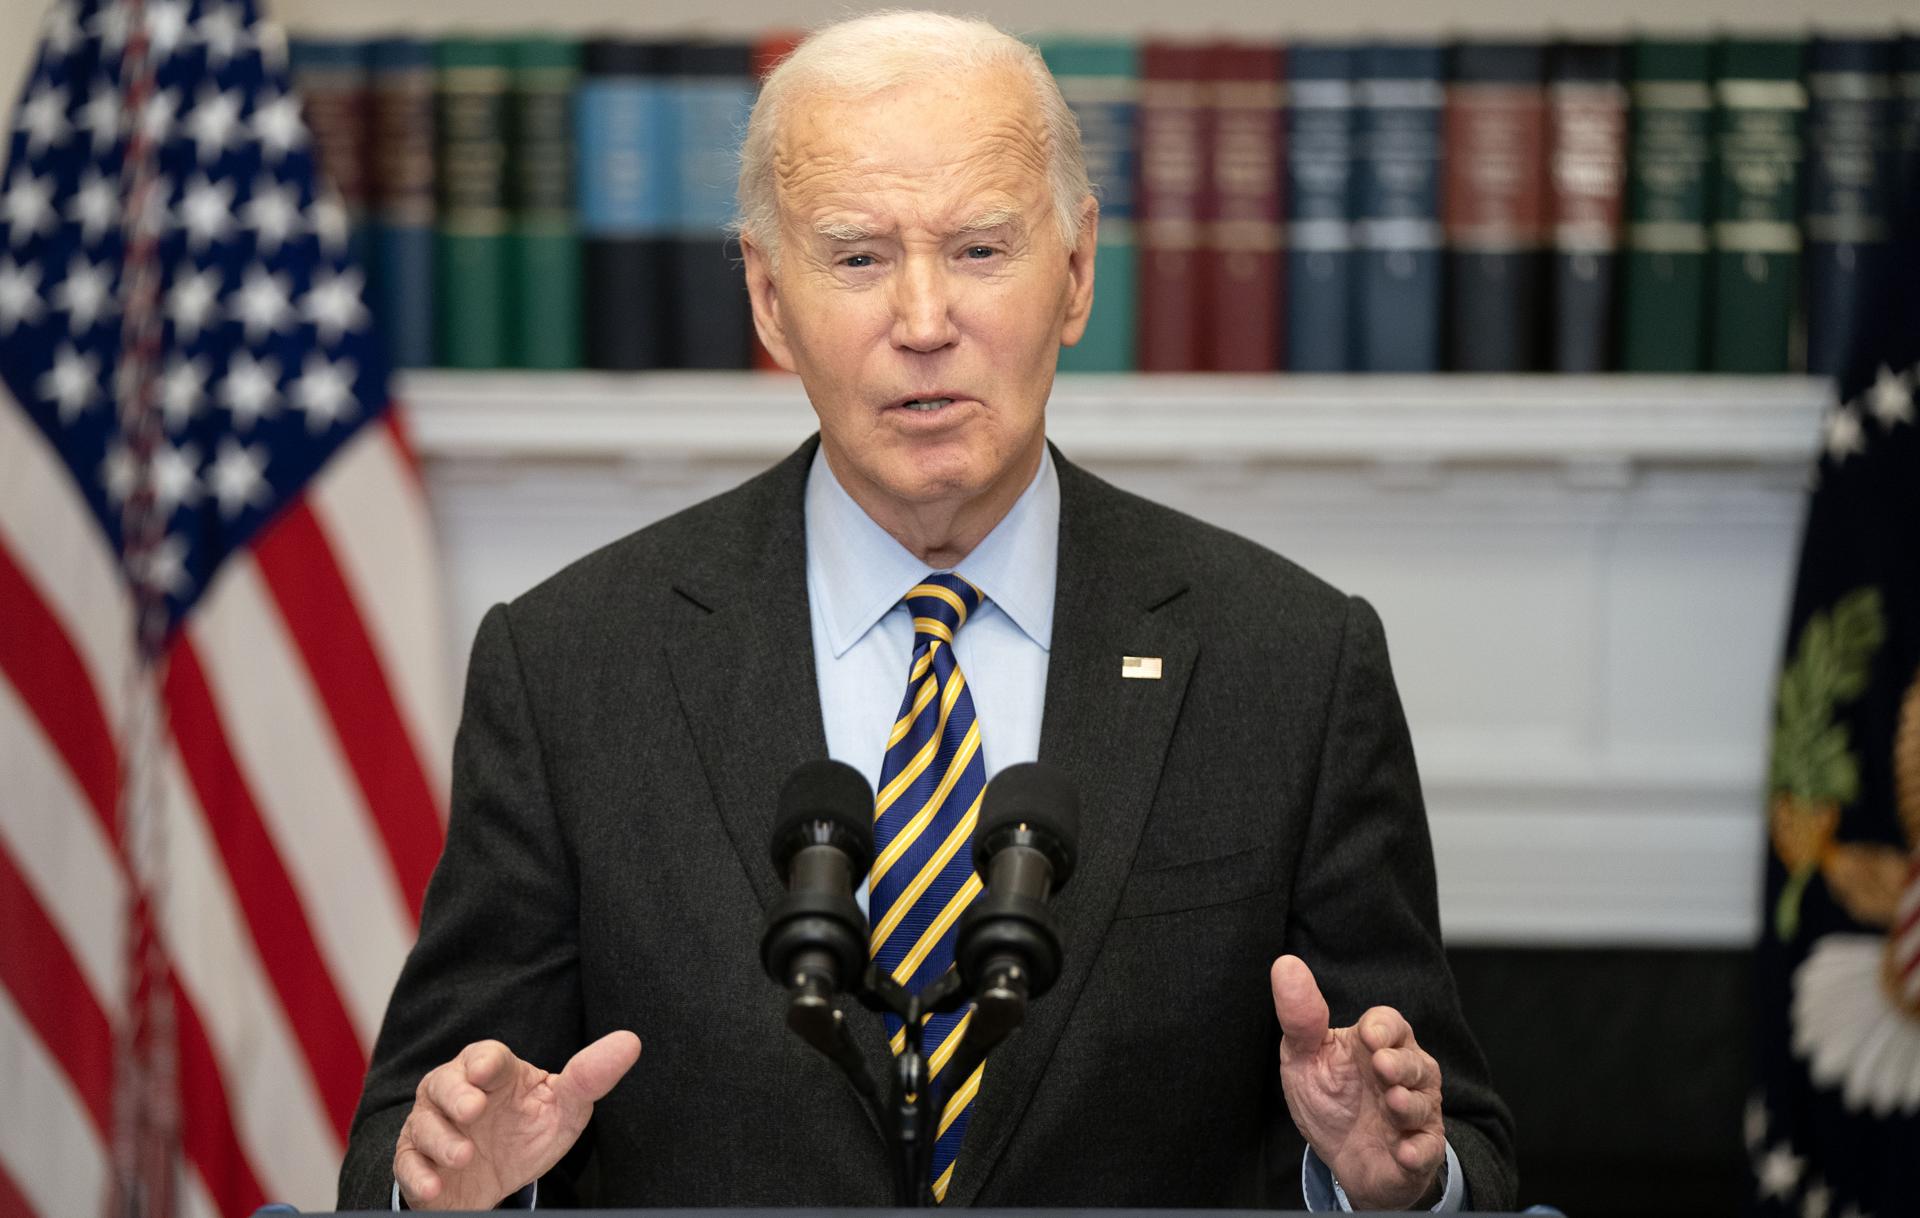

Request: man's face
left=744, top=66, right=1096, bottom=524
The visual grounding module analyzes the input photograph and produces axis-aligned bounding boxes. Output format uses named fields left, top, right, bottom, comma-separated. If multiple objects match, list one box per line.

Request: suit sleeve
left=337, top=603, right=587, bottom=1209
left=1284, top=596, right=1517, bottom=1210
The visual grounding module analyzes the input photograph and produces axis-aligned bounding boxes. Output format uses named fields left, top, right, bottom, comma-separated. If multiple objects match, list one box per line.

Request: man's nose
left=888, top=256, right=960, bottom=353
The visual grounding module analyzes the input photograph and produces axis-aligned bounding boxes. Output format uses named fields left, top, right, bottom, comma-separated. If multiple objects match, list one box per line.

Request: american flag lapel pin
left=1121, top=656, right=1163, bottom=680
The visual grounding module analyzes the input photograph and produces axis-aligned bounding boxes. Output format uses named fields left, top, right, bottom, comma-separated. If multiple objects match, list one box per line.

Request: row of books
left=290, top=31, right=1920, bottom=376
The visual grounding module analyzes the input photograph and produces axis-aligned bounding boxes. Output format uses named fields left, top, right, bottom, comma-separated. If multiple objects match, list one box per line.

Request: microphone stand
left=780, top=964, right=1029, bottom=1207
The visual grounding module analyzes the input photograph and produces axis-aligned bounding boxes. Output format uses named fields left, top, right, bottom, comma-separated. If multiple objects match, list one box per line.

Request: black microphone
left=760, top=760, right=875, bottom=996
left=954, top=761, right=1080, bottom=1004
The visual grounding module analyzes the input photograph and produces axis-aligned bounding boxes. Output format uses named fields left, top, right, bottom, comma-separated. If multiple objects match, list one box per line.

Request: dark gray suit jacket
left=339, top=439, right=1516, bottom=1210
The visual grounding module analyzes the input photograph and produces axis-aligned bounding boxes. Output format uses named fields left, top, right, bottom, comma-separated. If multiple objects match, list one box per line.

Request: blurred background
left=1, top=1, right=1915, bottom=1216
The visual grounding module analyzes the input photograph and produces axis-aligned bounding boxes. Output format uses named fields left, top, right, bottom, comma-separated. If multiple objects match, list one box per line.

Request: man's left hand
left=1271, top=955, right=1446, bottom=1211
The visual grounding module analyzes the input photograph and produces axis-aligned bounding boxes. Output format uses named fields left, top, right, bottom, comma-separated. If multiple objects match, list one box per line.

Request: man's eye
left=965, top=245, right=997, bottom=259
left=841, top=254, right=875, bottom=268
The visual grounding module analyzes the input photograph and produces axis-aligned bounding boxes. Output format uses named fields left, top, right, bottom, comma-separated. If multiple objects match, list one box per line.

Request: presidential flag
left=0, top=2, right=450, bottom=1215
left=1746, top=47, right=1920, bottom=1218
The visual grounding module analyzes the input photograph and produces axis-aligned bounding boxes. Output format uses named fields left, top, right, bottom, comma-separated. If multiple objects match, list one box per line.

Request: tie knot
left=904, top=573, right=983, bottom=642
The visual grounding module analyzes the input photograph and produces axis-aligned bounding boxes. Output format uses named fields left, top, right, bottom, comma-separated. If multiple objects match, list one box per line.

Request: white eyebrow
left=815, top=218, right=879, bottom=242
left=811, top=207, right=1027, bottom=244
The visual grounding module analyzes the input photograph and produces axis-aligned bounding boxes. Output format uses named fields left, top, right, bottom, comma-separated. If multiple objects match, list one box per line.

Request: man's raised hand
left=393, top=1031, right=642, bottom=1211
left=1271, top=956, right=1445, bottom=1211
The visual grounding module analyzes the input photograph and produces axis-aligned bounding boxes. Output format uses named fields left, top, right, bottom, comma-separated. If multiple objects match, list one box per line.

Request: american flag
left=0, top=2, right=450, bottom=1215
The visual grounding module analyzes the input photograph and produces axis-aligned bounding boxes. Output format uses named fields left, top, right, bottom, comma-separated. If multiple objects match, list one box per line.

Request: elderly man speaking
left=338, top=11, right=1515, bottom=1213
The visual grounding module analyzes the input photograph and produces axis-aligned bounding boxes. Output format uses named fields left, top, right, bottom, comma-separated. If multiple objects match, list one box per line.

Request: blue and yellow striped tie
left=869, top=573, right=988, bottom=1202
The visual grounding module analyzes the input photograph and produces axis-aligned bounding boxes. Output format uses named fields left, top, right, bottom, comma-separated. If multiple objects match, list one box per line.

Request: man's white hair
left=733, top=9, right=1093, bottom=269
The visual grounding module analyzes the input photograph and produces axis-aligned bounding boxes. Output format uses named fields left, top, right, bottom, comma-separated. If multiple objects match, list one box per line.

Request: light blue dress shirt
left=392, top=444, right=1461, bottom=1212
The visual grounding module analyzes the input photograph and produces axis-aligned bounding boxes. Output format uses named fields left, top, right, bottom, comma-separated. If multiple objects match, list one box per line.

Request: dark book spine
left=1205, top=43, right=1285, bottom=372
left=1286, top=44, right=1357, bottom=372
left=508, top=38, right=582, bottom=370
left=1137, top=42, right=1211, bottom=372
left=577, top=40, right=673, bottom=371
left=368, top=38, right=438, bottom=368
left=1709, top=38, right=1807, bottom=373
left=1355, top=43, right=1446, bottom=373
left=436, top=38, right=512, bottom=370
left=1804, top=37, right=1897, bottom=378
left=1620, top=40, right=1714, bottom=372
left=671, top=42, right=755, bottom=370
left=1042, top=39, right=1141, bottom=373
left=1444, top=41, right=1549, bottom=371
left=288, top=39, right=375, bottom=273
left=1898, top=36, right=1920, bottom=209
left=1547, top=42, right=1627, bottom=373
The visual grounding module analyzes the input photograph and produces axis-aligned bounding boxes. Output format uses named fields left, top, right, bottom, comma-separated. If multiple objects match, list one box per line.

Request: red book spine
left=749, top=31, right=805, bottom=374
left=1205, top=42, right=1287, bottom=371
left=1137, top=43, right=1211, bottom=372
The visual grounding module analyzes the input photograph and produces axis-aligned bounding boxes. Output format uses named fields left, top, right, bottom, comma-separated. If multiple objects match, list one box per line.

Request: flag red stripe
left=0, top=539, right=121, bottom=834
left=381, top=404, right=427, bottom=493
left=0, top=1155, right=36, bottom=1218
left=163, top=639, right=370, bottom=1140
left=251, top=503, right=442, bottom=919
left=173, top=986, right=271, bottom=1218
left=0, top=842, right=116, bottom=1140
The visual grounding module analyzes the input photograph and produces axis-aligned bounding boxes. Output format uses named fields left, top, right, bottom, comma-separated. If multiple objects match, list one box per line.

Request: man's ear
left=1058, top=195, right=1099, bottom=349
left=741, top=234, right=797, bottom=372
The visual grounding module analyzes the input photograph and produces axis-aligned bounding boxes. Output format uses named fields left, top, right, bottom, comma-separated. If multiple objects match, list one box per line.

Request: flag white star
left=209, top=437, right=270, bottom=517
left=86, top=2, right=132, bottom=56
left=158, top=354, right=208, bottom=430
left=75, top=79, right=123, bottom=155
left=139, top=87, right=178, bottom=144
left=2, top=172, right=58, bottom=247
left=250, top=90, right=307, bottom=163
left=40, top=0, right=82, bottom=57
left=144, top=0, right=193, bottom=61
left=0, top=257, right=45, bottom=335
left=1757, top=1142, right=1805, bottom=1201
left=67, top=167, right=121, bottom=246
left=1867, top=364, right=1913, bottom=428
left=292, top=352, right=357, bottom=431
left=100, top=441, right=137, bottom=503
left=1824, top=404, right=1865, bottom=464
left=1800, top=1179, right=1831, bottom=1218
left=302, top=266, right=370, bottom=344
left=218, top=350, right=280, bottom=430
left=178, top=173, right=236, bottom=251
left=150, top=440, right=203, bottom=516
left=133, top=533, right=191, bottom=597
left=167, top=266, right=223, bottom=341
left=50, top=253, right=115, bottom=335
left=184, top=85, right=246, bottom=165
left=37, top=342, right=101, bottom=423
left=14, top=84, right=71, bottom=158
left=306, top=190, right=349, bottom=255
left=240, top=175, right=301, bottom=255
left=195, top=3, right=248, bottom=70
left=230, top=264, right=293, bottom=341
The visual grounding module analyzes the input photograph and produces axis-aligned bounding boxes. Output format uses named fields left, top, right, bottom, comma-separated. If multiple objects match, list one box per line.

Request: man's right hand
left=393, top=1031, right=642, bottom=1211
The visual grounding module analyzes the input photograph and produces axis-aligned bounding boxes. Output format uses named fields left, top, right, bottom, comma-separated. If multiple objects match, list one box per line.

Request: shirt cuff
left=393, top=1179, right=538, bottom=1209
left=1302, top=1139, right=1463, bottom=1212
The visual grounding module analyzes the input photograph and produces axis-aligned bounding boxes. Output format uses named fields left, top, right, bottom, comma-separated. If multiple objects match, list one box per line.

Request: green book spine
left=509, top=37, right=582, bottom=369
left=1621, top=40, right=1714, bottom=371
left=1709, top=38, right=1807, bottom=373
left=436, top=38, right=513, bottom=369
left=1040, top=40, right=1139, bottom=372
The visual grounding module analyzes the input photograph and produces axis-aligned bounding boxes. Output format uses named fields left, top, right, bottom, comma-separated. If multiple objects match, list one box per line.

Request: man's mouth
left=901, top=397, right=955, bottom=412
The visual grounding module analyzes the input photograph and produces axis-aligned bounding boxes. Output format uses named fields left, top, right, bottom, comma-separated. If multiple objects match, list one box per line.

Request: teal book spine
left=1041, top=40, right=1140, bottom=372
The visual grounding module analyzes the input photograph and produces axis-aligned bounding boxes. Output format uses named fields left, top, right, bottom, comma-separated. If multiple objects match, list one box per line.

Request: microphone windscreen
left=772, top=759, right=876, bottom=873
left=976, top=761, right=1080, bottom=859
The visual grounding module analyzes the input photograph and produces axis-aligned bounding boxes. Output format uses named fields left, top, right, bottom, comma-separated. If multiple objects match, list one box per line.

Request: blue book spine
left=577, top=41, right=675, bottom=370
left=1286, top=44, right=1357, bottom=372
left=368, top=38, right=437, bottom=368
left=671, top=43, right=755, bottom=369
left=1804, top=37, right=1898, bottom=378
left=1354, top=44, right=1446, bottom=372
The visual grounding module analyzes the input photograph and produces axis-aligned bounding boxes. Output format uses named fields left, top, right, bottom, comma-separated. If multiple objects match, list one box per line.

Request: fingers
left=1269, top=956, right=1330, bottom=1054
left=1370, top=1043, right=1440, bottom=1093
left=421, top=1059, right=490, bottom=1126
left=554, top=1030, right=643, bottom=1109
left=460, top=1039, right=520, bottom=1093
left=394, top=1143, right=443, bottom=1207
left=1383, top=1083, right=1438, bottom=1132
left=406, top=1104, right=475, bottom=1170
left=1393, top=1127, right=1446, bottom=1176
left=1356, top=1005, right=1413, bottom=1052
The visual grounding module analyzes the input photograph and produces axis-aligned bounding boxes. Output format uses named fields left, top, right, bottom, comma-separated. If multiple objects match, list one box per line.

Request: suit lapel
left=945, top=453, right=1196, bottom=1206
left=662, top=438, right=897, bottom=1138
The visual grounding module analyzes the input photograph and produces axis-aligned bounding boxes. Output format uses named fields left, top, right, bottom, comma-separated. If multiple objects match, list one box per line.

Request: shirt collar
left=804, top=444, right=1059, bottom=659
